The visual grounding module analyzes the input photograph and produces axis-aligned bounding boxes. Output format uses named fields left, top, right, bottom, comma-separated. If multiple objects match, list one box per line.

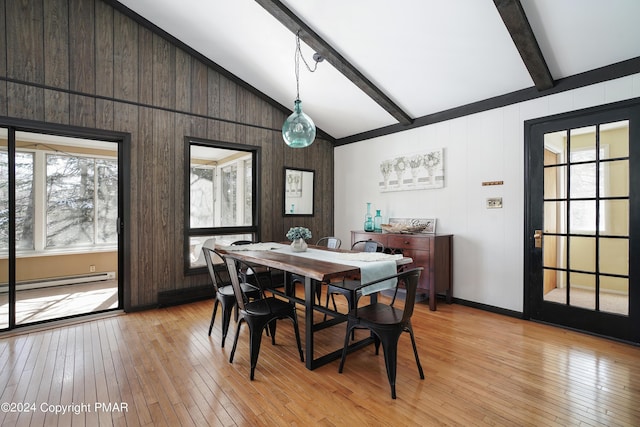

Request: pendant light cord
left=294, top=30, right=321, bottom=100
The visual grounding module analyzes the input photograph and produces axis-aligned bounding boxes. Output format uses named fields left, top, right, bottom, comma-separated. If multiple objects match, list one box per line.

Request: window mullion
left=34, top=151, right=46, bottom=251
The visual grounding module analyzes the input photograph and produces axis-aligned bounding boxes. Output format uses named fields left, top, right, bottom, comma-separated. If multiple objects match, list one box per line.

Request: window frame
left=184, top=137, right=261, bottom=274
left=1, top=138, right=119, bottom=256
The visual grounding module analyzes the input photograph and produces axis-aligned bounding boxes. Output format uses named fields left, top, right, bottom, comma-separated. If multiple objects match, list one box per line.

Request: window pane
left=569, top=163, right=596, bottom=198
left=569, top=126, right=596, bottom=160
left=96, top=159, right=118, bottom=244
left=569, top=236, right=595, bottom=272
left=190, top=166, right=215, bottom=228
left=543, top=130, right=566, bottom=166
left=221, top=164, right=237, bottom=226
left=599, top=238, right=628, bottom=276
left=603, top=159, right=628, bottom=198
left=600, top=120, right=629, bottom=159
left=244, top=159, right=252, bottom=226
left=0, top=151, right=35, bottom=250
left=46, top=155, right=95, bottom=247
left=569, top=200, right=597, bottom=233
left=602, top=199, right=628, bottom=236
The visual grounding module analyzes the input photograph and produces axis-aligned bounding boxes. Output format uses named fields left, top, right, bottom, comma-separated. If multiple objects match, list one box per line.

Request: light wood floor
left=1, top=291, right=639, bottom=427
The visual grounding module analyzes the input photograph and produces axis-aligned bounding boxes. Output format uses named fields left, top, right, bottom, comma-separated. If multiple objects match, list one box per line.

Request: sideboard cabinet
left=351, top=231, right=453, bottom=311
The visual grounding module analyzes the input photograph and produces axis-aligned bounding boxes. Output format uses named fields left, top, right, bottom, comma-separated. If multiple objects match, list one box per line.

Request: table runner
left=270, top=244, right=401, bottom=295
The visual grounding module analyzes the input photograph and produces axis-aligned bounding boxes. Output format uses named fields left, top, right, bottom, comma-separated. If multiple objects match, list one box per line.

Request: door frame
left=0, top=117, right=130, bottom=329
left=523, top=97, right=640, bottom=343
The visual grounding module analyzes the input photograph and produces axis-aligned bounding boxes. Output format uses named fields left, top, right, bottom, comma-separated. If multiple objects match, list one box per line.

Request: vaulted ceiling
left=114, top=0, right=640, bottom=144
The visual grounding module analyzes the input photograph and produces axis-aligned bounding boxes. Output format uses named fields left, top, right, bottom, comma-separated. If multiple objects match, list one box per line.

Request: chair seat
left=218, top=283, right=261, bottom=297
left=349, top=303, right=404, bottom=325
left=244, top=297, right=294, bottom=316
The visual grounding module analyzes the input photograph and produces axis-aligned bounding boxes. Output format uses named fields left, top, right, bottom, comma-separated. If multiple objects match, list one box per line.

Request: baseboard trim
left=157, top=285, right=214, bottom=308
left=453, top=298, right=524, bottom=319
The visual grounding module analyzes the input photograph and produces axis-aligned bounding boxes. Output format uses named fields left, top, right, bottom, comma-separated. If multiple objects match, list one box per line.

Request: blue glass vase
left=364, top=202, right=374, bottom=232
left=374, top=209, right=382, bottom=232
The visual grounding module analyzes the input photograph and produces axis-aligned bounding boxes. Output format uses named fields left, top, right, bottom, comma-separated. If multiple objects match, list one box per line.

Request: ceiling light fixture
left=282, top=30, right=324, bottom=148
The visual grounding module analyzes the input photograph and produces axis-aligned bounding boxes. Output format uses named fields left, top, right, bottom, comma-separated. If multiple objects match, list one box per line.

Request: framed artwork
left=379, top=148, right=444, bottom=192
left=285, top=169, right=303, bottom=198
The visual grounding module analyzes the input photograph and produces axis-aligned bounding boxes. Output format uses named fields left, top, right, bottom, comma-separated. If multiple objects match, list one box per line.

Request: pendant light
left=282, top=31, right=323, bottom=148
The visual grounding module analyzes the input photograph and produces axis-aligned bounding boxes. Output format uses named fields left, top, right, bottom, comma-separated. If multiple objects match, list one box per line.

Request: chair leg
left=229, top=319, right=244, bottom=363
left=208, top=299, right=219, bottom=336
left=248, top=322, right=264, bottom=381
left=380, top=335, right=401, bottom=399
left=220, top=303, right=234, bottom=348
left=338, top=320, right=355, bottom=373
left=407, top=324, right=425, bottom=379
left=267, top=320, right=278, bottom=345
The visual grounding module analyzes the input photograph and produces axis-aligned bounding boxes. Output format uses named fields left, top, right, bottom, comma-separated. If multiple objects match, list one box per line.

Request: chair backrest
left=351, top=240, right=384, bottom=253
left=202, top=247, right=225, bottom=293
left=395, top=268, right=423, bottom=323
left=316, top=236, right=342, bottom=249
left=231, top=240, right=253, bottom=246
left=224, top=256, right=248, bottom=311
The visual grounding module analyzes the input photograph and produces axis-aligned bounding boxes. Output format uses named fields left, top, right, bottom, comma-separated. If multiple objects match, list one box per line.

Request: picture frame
left=379, top=148, right=444, bottom=192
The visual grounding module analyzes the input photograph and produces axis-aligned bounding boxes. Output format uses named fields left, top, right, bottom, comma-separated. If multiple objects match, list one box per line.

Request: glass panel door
left=13, top=131, right=120, bottom=325
left=526, top=101, right=639, bottom=343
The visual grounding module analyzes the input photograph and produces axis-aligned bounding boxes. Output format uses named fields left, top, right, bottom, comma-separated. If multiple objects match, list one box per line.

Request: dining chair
left=315, top=236, right=342, bottom=249
left=230, top=240, right=283, bottom=294
left=338, top=267, right=425, bottom=399
left=323, top=240, right=386, bottom=318
left=224, top=255, right=304, bottom=380
left=290, top=236, right=342, bottom=301
left=202, top=247, right=262, bottom=347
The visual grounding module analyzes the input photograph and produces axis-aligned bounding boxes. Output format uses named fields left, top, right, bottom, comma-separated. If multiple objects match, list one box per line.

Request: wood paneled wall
left=0, top=0, right=335, bottom=309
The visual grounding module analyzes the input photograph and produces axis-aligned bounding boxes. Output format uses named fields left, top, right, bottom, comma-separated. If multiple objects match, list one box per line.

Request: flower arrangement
left=286, top=226, right=312, bottom=241
left=409, top=154, right=422, bottom=169
left=393, top=157, right=407, bottom=172
left=424, top=151, right=441, bottom=169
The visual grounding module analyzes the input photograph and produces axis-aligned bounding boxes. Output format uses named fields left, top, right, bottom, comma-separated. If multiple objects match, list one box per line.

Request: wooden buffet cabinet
left=351, top=231, right=453, bottom=311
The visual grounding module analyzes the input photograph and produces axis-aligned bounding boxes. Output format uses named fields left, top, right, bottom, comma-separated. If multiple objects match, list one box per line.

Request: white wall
left=334, top=73, right=640, bottom=312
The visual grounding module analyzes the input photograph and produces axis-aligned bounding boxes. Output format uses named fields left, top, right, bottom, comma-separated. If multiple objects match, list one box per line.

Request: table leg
left=304, top=276, right=314, bottom=370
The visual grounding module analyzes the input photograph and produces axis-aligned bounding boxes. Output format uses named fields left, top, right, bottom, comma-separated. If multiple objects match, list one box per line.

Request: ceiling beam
left=493, top=0, right=554, bottom=91
left=255, top=0, right=414, bottom=126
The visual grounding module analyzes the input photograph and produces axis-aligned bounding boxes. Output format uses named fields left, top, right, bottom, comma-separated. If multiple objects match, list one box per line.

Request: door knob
left=533, top=229, right=542, bottom=248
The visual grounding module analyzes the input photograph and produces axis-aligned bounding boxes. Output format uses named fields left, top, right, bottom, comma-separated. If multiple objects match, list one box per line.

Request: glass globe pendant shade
left=282, top=99, right=316, bottom=148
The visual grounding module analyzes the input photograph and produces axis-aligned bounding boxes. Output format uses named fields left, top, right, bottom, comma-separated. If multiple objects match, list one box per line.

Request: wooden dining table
left=216, top=243, right=412, bottom=370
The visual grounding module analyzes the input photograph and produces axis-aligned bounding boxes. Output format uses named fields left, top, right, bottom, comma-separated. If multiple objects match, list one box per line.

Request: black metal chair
left=338, top=267, right=425, bottom=399
left=202, top=247, right=262, bottom=347
left=230, top=240, right=283, bottom=294
left=324, top=240, right=385, bottom=318
left=224, top=255, right=304, bottom=380
left=315, top=236, right=342, bottom=249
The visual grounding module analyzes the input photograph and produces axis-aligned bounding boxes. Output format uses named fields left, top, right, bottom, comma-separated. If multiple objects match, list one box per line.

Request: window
left=0, top=132, right=118, bottom=253
left=185, top=138, right=259, bottom=270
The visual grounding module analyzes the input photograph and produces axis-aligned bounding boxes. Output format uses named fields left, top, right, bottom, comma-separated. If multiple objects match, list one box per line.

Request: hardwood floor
left=1, top=291, right=639, bottom=426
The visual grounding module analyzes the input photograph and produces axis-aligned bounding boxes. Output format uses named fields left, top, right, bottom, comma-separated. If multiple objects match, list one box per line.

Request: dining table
left=216, top=242, right=412, bottom=370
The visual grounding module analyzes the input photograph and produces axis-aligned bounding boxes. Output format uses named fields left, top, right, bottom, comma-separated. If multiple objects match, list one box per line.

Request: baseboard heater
left=0, top=272, right=116, bottom=293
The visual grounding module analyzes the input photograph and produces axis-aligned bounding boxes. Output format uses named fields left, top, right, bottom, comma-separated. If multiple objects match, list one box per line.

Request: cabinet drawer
left=386, top=235, right=430, bottom=251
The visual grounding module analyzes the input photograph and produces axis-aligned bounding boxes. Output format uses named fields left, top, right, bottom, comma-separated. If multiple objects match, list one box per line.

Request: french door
left=525, top=99, right=640, bottom=343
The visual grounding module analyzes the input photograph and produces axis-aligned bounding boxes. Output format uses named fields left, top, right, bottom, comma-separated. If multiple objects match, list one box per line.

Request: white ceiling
left=116, top=0, right=640, bottom=141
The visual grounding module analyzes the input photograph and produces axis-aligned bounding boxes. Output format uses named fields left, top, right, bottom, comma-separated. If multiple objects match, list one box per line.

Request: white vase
left=290, top=238, right=308, bottom=252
